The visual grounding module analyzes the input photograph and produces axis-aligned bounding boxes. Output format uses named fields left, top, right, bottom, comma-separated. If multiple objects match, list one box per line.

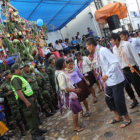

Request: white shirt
left=54, top=43, right=63, bottom=51
left=77, top=35, right=81, bottom=39
left=42, top=47, right=51, bottom=55
left=61, top=43, right=68, bottom=49
left=75, top=56, right=92, bottom=74
left=130, top=38, right=140, bottom=54
left=99, top=47, right=124, bottom=86
left=56, top=71, right=74, bottom=91
left=113, top=41, right=140, bottom=69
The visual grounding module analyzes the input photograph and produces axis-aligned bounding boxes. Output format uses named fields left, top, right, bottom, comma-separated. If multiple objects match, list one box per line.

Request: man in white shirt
left=111, top=33, right=140, bottom=109
left=120, top=30, right=140, bottom=56
left=61, top=40, right=68, bottom=49
left=61, top=40, right=70, bottom=55
left=86, top=37, right=131, bottom=128
left=54, top=40, right=63, bottom=52
left=42, top=46, right=51, bottom=56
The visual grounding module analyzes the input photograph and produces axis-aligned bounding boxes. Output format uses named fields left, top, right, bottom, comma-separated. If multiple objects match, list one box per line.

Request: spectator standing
left=87, top=27, right=94, bottom=38
left=71, top=37, right=77, bottom=50
left=120, top=30, right=140, bottom=56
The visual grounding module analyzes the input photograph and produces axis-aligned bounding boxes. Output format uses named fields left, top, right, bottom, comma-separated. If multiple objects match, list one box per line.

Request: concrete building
left=127, top=0, right=140, bottom=30
left=47, top=0, right=140, bottom=44
left=47, top=2, right=100, bottom=44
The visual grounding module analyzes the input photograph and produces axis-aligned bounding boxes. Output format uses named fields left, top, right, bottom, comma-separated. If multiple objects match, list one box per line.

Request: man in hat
left=22, top=63, right=54, bottom=117
left=0, top=70, right=25, bottom=136
left=10, top=64, right=45, bottom=140
left=38, top=65, right=57, bottom=114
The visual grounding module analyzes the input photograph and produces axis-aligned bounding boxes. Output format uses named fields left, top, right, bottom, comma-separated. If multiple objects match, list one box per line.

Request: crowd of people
left=1, top=1, right=140, bottom=140
left=42, top=27, right=96, bottom=56
left=45, top=29, right=140, bottom=58
left=0, top=29, right=140, bottom=140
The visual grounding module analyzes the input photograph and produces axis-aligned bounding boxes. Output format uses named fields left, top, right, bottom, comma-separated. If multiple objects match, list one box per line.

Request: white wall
left=47, top=31, right=63, bottom=44
left=47, top=0, right=139, bottom=43
left=132, top=17, right=140, bottom=30
left=60, top=2, right=101, bottom=40
left=47, top=3, right=102, bottom=43
left=127, top=0, right=140, bottom=30
left=89, top=4, right=102, bottom=37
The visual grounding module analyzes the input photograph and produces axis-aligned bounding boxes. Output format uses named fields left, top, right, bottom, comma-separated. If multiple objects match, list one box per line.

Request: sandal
left=83, top=112, right=91, bottom=117
left=98, top=89, right=102, bottom=93
left=93, top=98, right=97, bottom=103
left=129, top=101, right=138, bottom=109
left=74, top=127, right=84, bottom=132
left=109, top=118, right=123, bottom=124
left=120, top=120, right=132, bottom=128
left=80, top=111, right=84, bottom=117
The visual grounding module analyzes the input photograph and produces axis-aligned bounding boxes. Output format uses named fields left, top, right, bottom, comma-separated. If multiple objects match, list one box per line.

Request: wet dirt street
left=12, top=87, right=140, bottom=140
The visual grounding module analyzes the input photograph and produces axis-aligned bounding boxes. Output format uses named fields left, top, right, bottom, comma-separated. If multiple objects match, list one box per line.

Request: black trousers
left=76, top=44, right=80, bottom=51
left=105, top=81, right=128, bottom=116
left=123, top=66, right=140, bottom=99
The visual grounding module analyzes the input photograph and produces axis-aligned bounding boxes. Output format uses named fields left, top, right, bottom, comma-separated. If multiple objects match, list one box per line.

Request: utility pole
left=126, top=3, right=135, bottom=30
left=136, top=0, right=140, bottom=16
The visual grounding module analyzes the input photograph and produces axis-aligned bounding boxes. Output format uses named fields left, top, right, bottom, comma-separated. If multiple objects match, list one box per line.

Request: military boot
left=17, top=123, right=26, bottom=136
left=48, top=104, right=56, bottom=114
left=32, top=134, right=45, bottom=140
left=45, top=110, right=54, bottom=117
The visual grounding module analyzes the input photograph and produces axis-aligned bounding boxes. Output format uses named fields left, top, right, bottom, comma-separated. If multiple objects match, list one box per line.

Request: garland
left=0, top=0, right=48, bottom=66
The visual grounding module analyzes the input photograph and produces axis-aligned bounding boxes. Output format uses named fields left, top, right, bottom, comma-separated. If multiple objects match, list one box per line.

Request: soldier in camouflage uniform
left=47, top=58, right=58, bottom=106
left=0, top=70, right=25, bottom=136
left=10, top=64, right=46, bottom=140
left=23, top=64, right=54, bottom=117
left=38, top=65, right=57, bottom=113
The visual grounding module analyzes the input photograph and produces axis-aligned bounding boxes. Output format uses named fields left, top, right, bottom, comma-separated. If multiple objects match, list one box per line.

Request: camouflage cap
left=49, top=57, right=55, bottom=64
left=23, top=63, right=30, bottom=68
left=11, top=64, right=23, bottom=73
left=11, top=63, right=19, bottom=73
left=38, top=65, right=45, bottom=69
left=3, top=70, right=11, bottom=76
left=19, top=65, right=24, bottom=69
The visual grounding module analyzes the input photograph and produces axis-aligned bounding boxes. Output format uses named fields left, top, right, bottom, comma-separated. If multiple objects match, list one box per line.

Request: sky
left=126, top=0, right=140, bottom=12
